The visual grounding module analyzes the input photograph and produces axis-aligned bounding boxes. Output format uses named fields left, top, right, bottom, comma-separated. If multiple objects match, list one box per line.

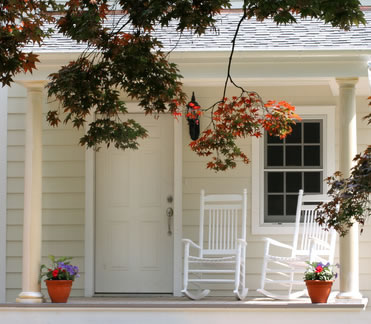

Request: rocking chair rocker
left=257, top=189, right=337, bottom=300
left=182, top=189, right=248, bottom=300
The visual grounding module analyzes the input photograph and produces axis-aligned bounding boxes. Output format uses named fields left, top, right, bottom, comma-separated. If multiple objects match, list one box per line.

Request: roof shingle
left=30, top=11, right=371, bottom=53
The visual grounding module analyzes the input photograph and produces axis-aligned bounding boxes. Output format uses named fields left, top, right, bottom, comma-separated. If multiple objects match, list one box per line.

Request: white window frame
left=251, top=106, right=335, bottom=235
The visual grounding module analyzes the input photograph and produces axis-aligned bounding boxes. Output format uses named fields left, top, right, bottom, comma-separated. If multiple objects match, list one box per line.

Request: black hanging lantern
left=186, top=92, right=201, bottom=140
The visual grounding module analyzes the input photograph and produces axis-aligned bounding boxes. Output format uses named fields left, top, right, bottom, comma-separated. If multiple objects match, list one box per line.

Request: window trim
left=251, top=106, right=335, bottom=235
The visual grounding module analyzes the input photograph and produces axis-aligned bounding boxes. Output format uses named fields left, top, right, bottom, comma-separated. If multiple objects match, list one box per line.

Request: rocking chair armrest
left=182, top=239, right=201, bottom=250
left=263, top=237, right=293, bottom=250
left=237, top=239, right=247, bottom=246
left=309, top=237, right=331, bottom=249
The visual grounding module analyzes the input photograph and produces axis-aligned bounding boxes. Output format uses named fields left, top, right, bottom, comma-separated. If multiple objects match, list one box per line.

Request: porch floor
left=1, top=295, right=368, bottom=309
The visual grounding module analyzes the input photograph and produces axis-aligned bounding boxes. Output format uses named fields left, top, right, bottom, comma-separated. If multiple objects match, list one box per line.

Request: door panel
left=95, top=114, right=174, bottom=293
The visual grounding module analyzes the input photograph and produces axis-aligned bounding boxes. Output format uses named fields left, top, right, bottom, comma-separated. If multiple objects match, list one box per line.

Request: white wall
left=5, top=84, right=85, bottom=301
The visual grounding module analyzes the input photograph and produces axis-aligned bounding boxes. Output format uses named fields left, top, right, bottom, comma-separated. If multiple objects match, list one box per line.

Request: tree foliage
left=0, top=0, right=367, bottom=167
left=0, top=0, right=61, bottom=86
left=190, top=94, right=300, bottom=171
left=316, top=146, right=371, bottom=237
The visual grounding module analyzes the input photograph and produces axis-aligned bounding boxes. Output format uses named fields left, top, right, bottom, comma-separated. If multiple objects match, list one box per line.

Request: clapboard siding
left=6, top=209, right=85, bottom=225
left=6, top=92, right=85, bottom=301
left=7, top=146, right=25, bottom=162
left=6, top=256, right=85, bottom=273
left=7, top=241, right=85, bottom=257
left=43, top=146, right=85, bottom=161
left=7, top=225, right=84, bottom=241
left=7, top=130, right=25, bottom=146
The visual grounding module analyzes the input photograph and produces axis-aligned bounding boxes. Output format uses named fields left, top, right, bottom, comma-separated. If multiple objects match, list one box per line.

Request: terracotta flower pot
left=305, top=280, right=333, bottom=303
left=45, top=280, right=73, bottom=303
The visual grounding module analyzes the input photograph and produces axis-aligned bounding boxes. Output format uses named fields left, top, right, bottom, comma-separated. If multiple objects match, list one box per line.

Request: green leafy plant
left=40, top=255, right=80, bottom=281
left=316, top=146, right=371, bottom=237
left=304, top=262, right=337, bottom=281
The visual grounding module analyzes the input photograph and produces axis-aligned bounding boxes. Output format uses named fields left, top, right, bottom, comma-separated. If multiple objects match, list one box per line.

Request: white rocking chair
left=257, top=189, right=337, bottom=300
left=182, top=189, right=248, bottom=300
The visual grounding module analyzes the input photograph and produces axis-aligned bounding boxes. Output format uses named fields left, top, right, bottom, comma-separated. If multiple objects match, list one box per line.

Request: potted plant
left=304, top=261, right=337, bottom=303
left=40, top=255, right=80, bottom=303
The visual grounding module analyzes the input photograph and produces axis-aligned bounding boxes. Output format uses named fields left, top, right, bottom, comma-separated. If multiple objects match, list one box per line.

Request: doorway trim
left=84, top=110, right=183, bottom=297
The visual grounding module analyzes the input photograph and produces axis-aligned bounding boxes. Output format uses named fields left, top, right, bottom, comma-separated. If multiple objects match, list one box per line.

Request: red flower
left=52, top=269, right=59, bottom=277
left=315, top=266, right=323, bottom=273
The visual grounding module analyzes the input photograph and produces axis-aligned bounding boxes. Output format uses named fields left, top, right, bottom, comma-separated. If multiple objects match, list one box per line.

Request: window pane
left=304, top=146, right=320, bottom=166
left=286, top=123, right=302, bottom=143
left=286, top=172, right=302, bottom=193
left=267, top=135, right=283, bottom=144
left=267, top=146, right=283, bottom=166
left=286, top=146, right=301, bottom=166
left=286, top=195, right=298, bottom=215
left=268, top=195, right=284, bottom=215
left=268, top=172, right=284, bottom=193
left=304, top=122, right=320, bottom=143
left=304, top=172, right=322, bottom=193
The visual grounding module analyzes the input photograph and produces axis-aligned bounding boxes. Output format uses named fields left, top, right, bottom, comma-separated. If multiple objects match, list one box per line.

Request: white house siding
left=6, top=84, right=85, bottom=302
left=4, top=82, right=370, bottom=303
left=181, top=84, right=371, bottom=300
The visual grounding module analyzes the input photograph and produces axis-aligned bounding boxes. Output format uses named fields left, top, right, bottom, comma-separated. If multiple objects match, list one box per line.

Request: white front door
left=95, top=114, right=174, bottom=293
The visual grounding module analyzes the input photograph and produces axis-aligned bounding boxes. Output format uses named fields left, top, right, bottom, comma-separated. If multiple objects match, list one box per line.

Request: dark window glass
left=268, top=172, right=284, bottom=193
left=286, top=172, right=302, bottom=193
left=267, top=146, right=283, bottom=166
left=304, top=146, right=320, bottom=166
left=286, top=123, right=302, bottom=143
left=304, top=123, right=320, bottom=143
left=268, top=195, right=284, bottom=215
left=264, top=120, right=322, bottom=223
left=267, top=135, right=283, bottom=144
left=286, top=146, right=301, bottom=166
left=304, top=172, right=321, bottom=193
left=286, top=195, right=298, bottom=215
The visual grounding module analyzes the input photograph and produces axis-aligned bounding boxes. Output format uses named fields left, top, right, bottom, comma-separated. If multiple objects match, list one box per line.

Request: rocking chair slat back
left=296, top=193, right=337, bottom=262
left=182, top=189, right=249, bottom=300
left=200, top=190, right=247, bottom=256
left=300, top=207, right=328, bottom=251
left=258, top=189, right=337, bottom=300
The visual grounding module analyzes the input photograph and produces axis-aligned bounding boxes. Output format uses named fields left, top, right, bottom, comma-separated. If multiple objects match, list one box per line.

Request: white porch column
left=336, top=77, right=362, bottom=300
left=16, top=82, right=45, bottom=303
